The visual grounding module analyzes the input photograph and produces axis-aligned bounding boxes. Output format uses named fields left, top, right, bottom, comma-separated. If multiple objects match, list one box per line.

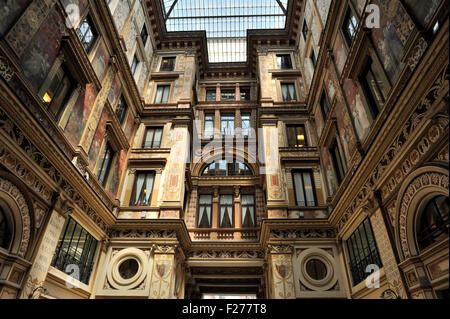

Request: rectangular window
left=360, top=58, right=390, bottom=119
left=97, top=143, right=114, bottom=186
left=42, top=64, right=76, bottom=120
left=206, top=89, right=216, bottom=101
left=342, top=7, right=359, bottom=46
left=302, top=21, right=309, bottom=40
left=241, top=113, right=251, bottom=138
left=346, top=218, right=382, bottom=286
left=155, top=85, right=170, bottom=104
left=310, top=50, right=317, bottom=69
left=77, top=14, right=97, bottom=52
left=140, top=24, right=148, bottom=45
left=320, top=91, right=330, bottom=121
left=240, top=87, right=251, bottom=101
left=142, top=127, right=163, bottom=149
left=330, top=141, right=346, bottom=184
left=292, top=170, right=317, bottom=207
left=221, top=89, right=236, bottom=101
left=219, top=195, right=234, bottom=228
left=52, top=217, right=98, bottom=285
left=198, top=195, right=212, bottom=228
left=281, top=83, right=297, bottom=102
left=160, top=57, right=176, bottom=72
left=204, top=114, right=214, bottom=139
left=241, top=195, right=256, bottom=228
left=131, top=55, right=139, bottom=75
left=286, top=125, right=308, bottom=148
left=115, top=96, right=128, bottom=124
left=221, top=114, right=235, bottom=137
left=130, top=171, right=155, bottom=206
left=277, top=54, right=293, bottom=69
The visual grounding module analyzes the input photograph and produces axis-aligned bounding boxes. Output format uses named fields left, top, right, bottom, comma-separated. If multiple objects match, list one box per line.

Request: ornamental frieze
left=187, top=250, right=264, bottom=259
left=0, top=108, right=109, bottom=232
left=109, top=229, right=177, bottom=239
left=270, top=229, right=336, bottom=239
left=337, top=64, right=449, bottom=232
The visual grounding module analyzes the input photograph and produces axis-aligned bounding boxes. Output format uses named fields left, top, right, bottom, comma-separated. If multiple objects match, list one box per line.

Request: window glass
left=131, top=171, right=155, bottom=206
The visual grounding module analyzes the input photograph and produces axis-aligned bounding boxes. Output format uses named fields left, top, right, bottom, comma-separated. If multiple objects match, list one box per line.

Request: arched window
left=417, top=195, right=449, bottom=251
left=0, top=206, right=12, bottom=250
left=202, top=160, right=252, bottom=176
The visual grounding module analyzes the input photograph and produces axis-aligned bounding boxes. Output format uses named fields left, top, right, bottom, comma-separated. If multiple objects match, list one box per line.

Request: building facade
left=0, top=0, right=448, bottom=299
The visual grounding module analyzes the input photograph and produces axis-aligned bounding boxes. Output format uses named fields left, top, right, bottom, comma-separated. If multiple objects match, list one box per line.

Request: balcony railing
left=190, top=228, right=259, bottom=241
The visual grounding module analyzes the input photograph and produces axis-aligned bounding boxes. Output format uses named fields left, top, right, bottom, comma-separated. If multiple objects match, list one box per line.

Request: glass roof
left=161, top=0, right=289, bottom=63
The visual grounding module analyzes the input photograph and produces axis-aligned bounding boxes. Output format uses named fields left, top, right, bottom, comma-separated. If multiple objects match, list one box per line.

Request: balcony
left=279, top=146, right=320, bottom=162
left=190, top=228, right=259, bottom=242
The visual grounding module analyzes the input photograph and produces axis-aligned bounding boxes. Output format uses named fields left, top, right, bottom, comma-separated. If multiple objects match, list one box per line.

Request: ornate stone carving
left=0, top=177, right=31, bottom=257
left=187, top=250, right=264, bottom=259
left=270, top=229, right=336, bottom=239
left=267, top=244, right=293, bottom=254
left=109, top=229, right=177, bottom=239
left=0, top=56, right=14, bottom=81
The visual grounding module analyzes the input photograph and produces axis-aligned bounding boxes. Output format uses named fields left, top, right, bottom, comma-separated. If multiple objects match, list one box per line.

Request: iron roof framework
left=160, top=0, right=289, bottom=63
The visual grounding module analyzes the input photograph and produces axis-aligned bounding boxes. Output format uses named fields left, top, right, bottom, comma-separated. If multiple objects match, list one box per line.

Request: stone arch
left=395, top=166, right=449, bottom=260
left=192, top=149, right=260, bottom=177
left=0, top=175, right=33, bottom=258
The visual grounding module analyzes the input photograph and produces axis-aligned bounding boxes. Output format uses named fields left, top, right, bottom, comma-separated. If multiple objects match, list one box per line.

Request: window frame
left=239, top=87, right=251, bottom=101
left=129, top=171, right=156, bottom=207
left=203, top=113, right=215, bottom=139
left=320, top=90, right=330, bottom=122
left=241, top=113, right=251, bottom=138
left=276, top=54, right=293, bottom=70
left=241, top=194, right=256, bottom=228
left=330, top=141, right=346, bottom=184
left=220, top=114, right=235, bottom=137
left=206, top=89, right=217, bottom=101
left=142, top=127, right=163, bottom=149
left=342, top=6, right=359, bottom=47
left=292, top=170, right=317, bottom=207
left=197, top=194, right=213, bottom=228
left=154, top=84, right=171, bottom=104
left=281, top=82, right=297, bottom=102
left=115, top=95, right=128, bottom=124
left=140, top=24, right=148, bottom=46
left=219, top=194, right=235, bottom=228
left=130, top=55, right=139, bottom=75
left=220, top=89, right=236, bottom=101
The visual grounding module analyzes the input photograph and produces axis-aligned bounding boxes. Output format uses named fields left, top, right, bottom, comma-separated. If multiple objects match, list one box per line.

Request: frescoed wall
left=20, top=10, right=65, bottom=93
left=107, top=149, right=128, bottom=200
left=88, top=104, right=112, bottom=170
left=0, top=0, right=31, bottom=37
left=343, top=79, right=372, bottom=142
left=332, top=34, right=347, bottom=76
left=92, top=40, right=110, bottom=82
left=321, top=147, right=338, bottom=196
left=403, top=0, right=442, bottom=28
left=123, top=111, right=135, bottom=141
left=334, top=99, right=357, bottom=163
left=64, top=84, right=97, bottom=147
left=108, top=75, right=122, bottom=108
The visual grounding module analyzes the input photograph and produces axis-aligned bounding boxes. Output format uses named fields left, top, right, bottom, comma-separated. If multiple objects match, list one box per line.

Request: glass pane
left=293, top=173, right=306, bottom=206
left=153, top=128, right=162, bottom=148
left=303, top=172, right=315, bottom=206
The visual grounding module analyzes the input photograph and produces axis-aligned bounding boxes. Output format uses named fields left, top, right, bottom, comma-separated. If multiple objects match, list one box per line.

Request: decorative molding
left=187, top=250, right=264, bottom=259
left=270, top=229, right=336, bottom=239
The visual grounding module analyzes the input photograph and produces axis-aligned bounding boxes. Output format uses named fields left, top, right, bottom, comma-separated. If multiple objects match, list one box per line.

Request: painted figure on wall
left=403, top=0, right=441, bottom=28
left=0, top=0, right=31, bottom=37
left=344, top=79, right=372, bottom=142
left=92, top=40, right=110, bottom=82
left=333, top=34, right=347, bottom=76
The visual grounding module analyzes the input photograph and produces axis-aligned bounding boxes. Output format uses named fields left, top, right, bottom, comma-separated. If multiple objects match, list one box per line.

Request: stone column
left=261, top=118, right=288, bottom=218
left=160, top=117, right=190, bottom=218
left=267, top=245, right=296, bottom=299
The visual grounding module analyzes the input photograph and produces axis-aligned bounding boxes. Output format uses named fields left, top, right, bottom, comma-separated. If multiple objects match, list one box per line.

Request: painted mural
left=92, top=40, right=110, bottom=83
left=404, top=0, right=441, bottom=28
left=0, top=0, right=31, bottom=37
left=108, top=75, right=122, bottom=107
left=88, top=104, right=112, bottom=171
left=64, top=84, right=97, bottom=147
left=323, top=68, right=336, bottom=102
left=332, top=34, right=347, bottom=76
left=107, top=149, right=127, bottom=200
left=61, top=0, right=89, bottom=13
left=334, top=99, right=356, bottom=163
left=20, top=10, right=65, bottom=93
left=123, top=111, right=135, bottom=141
left=370, top=0, right=407, bottom=83
left=321, top=147, right=338, bottom=196
left=314, top=106, right=325, bottom=138
left=343, top=79, right=372, bottom=142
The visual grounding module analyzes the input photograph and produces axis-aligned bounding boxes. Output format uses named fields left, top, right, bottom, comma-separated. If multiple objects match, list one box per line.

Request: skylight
left=161, top=0, right=289, bottom=63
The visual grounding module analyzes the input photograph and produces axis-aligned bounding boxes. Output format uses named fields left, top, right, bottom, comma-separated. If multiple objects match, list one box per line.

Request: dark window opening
left=140, top=25, right=148, bottom=45
left=320, top=91, right=330, bottom=122
left=160, top=57, right=176, bottom=72
left=198, top=195, right=212, bottom=228
left=202, top=160, right=252, bottom=177
left=97, top=143, right=114, bottom=186
left=0, top=207, right=12, bottom=250
left=241, top=195, right=256, bottom=228
left=131, top=55, right=139, bottom=75
left=286, top=125, right=308, bottom=148
left=206, top=89, right=216, bottom=101
left=219, top=195, right=234, bottom=228
left=342, top=7, right=358, bottom=46
left=346, top=218, right=382, bottom=286
left=310, top=50, right=317, bottom=69
left=221, top=89, right=236, bottom=101
left=240, top=87, right=251, bottom=101
left=115, top=96, right=128, bottom=124
left=277, top=54, right=293, bottom=70
left=302, top=21, right=309, bottom=40
left=330, top=141, right=345, bottom=184
left=155, top=85, right=171, bottom=104
left=52, top=217, right=98, bottom=285
left=417, top=195, right=449, bottom=251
